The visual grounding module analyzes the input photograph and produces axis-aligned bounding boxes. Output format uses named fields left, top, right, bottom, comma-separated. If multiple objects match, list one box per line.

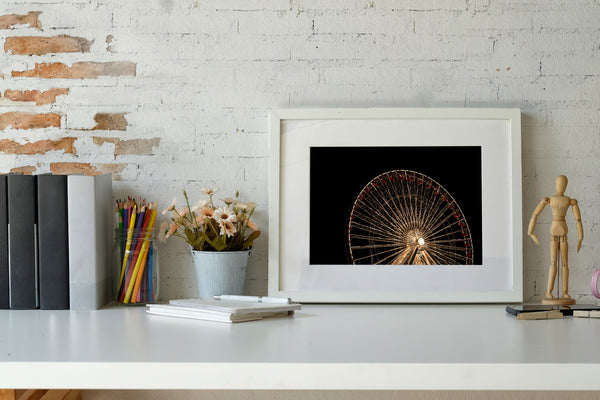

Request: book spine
left=0, top=175, right=8, bottom=309
left=7, top=174, right=37, bottom=309
left=67, top=174, right=113, bottom=310
left=37, top=174, right=69, bottom=310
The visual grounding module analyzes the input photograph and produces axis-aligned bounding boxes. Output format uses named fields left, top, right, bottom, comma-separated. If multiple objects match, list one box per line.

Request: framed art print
left=268, top=108, right=522, bottom=303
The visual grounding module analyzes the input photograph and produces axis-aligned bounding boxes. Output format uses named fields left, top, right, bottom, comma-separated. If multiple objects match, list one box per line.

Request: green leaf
left=242, top=230, right=261, bottom=249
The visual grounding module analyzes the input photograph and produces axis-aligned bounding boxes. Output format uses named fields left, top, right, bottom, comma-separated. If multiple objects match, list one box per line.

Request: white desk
left=1, top=304, right=600, bottom=390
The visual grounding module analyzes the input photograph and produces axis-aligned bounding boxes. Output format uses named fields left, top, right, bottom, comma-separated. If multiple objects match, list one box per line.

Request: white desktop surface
left=1, top=304, right=600, bottom=390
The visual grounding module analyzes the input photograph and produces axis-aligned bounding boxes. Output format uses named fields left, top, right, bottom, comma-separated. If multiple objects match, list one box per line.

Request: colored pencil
left=125, top=206, right=156, bottom=303
left=115, top=198, right=158, bottom=304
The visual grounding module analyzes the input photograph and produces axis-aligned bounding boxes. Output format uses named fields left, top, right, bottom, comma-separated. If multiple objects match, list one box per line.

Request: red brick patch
left=0, top=112, right=61, bottom=129
left=5, top=35, right=93, bottom=55
left=12, top=61, right=136, bottom=79
left=9, top=166, right=36, bottom=174
left=92, top=113, right=128, bottom=130
left=0, top=11, right=42, bottom=30
left=93, top=137, right=160, bottom=155
left=3, top=88, right=69, bottom=105
left=50, top=162, right=126, bottom=180
left=0, top=137, right=75, bottom=155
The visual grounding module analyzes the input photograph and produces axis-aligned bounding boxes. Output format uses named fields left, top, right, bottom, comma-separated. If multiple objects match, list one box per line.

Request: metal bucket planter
left=190, top=250, right=249, bottom=298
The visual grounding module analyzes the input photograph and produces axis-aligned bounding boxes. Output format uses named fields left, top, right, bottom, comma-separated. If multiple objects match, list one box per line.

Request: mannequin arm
left=528, top=198, right=549, bottom=245
left=571, top=199, right=583, bottom=252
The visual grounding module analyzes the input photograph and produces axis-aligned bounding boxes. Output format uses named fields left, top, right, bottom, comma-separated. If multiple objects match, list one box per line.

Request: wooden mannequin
left=528, top=175, right=583, bottom=305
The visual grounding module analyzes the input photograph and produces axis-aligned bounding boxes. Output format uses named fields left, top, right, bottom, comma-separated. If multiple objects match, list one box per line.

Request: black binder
left=37, top=174, right=69, bottom=309
left=0, top=175, right=8, bottom=309
left=7, top=174, right=37, bottom=309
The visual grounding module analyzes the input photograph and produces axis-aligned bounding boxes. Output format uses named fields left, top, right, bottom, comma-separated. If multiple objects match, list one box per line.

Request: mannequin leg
left=546, top=236, right=559, bottom=299
left=560, top=237, right=570, bottom=298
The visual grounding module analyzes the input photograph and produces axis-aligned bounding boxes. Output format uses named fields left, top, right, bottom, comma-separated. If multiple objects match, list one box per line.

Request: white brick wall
left=1, top=0, right=599, bottom=303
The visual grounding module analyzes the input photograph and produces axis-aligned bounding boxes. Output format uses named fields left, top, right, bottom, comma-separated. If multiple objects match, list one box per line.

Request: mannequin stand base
left=542, top=297, right=576, bottom=306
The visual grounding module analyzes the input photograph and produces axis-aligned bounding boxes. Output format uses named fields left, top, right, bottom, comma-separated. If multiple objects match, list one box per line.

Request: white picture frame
left=268, top=108, right=522, bottom=303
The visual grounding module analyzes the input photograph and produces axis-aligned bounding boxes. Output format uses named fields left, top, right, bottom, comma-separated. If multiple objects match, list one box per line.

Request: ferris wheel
left=347, top=170, right=474, bottom=265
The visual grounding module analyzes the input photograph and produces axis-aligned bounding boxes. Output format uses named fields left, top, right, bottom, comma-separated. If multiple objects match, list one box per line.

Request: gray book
left=67, top=174, right=113, bottom=310
left=7, top=174, right=37, bottom=309
left=37, top=174, right=69, bottom=310
left=0, top=175, right=8, bottom=309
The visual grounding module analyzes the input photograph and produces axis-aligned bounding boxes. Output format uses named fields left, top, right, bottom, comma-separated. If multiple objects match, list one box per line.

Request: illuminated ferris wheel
left=347, top=170, right=473, bottom=265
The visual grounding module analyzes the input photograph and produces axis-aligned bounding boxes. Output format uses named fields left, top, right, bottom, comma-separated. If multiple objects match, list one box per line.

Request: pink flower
left=247, top=219, right=258, bottom=231
left=162, top=197, right=176, bottom=215
left=164, top=222, right=179, bottom=239
left=199, top=206, right=214, bottom=218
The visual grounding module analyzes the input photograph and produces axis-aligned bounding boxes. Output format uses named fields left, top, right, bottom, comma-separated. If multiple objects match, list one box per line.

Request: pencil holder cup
left=113, top=227, right=159, bottom=305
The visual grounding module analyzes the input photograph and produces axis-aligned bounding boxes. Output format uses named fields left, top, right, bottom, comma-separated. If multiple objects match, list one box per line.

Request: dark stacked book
left=0, top=173, right=112, bottom=310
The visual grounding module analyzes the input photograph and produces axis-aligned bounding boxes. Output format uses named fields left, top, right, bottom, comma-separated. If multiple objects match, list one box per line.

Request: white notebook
left=169, top=298, right=302, bottom=313
left=146, top=298, right=301, bottom=323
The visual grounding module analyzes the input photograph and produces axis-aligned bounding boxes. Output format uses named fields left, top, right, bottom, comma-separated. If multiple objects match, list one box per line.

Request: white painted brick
left=497, top=76, right=600, bottom=102
left=402, top=0, right=467, bottom=11
left=112, top=9, right=238, bottom=34
left=314, top=11, right=412, bottom=34
left=490, top=1, right=579, bottom=13
left=185, top=34, right=292, bottom=61
left=551, top=108, right=600, bottom=126
left=541, top=56, right=600, bottom=76
left=294, top=0, right=380, bottom=11
left=37, top=3, right=113, bottom=30
left=1, top=0, right=600, bottom=301
left=412, top=10, right=467, bottom=35
left=237, top=10, right=313, bottom=35
left=197, top=0, right=290, bottom=11
left=533, top=9, right=600, bottom=32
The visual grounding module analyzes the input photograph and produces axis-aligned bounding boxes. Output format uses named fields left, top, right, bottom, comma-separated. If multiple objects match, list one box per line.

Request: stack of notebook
left=146, top=298, right=302, bottom=323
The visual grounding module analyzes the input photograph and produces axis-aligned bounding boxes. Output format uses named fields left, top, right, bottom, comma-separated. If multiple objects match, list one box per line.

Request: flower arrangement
left=160, top=188, right=261, bottom=252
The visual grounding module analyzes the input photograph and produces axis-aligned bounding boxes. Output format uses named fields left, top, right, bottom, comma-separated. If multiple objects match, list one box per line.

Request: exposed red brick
left=96, top=163, right=127, bottom=181
left=0, top=112, right=60, bottom=129
left=12, top=61, right=136, bottom=79
left=5, top=36, right=93, bottom=55
left=9, top=166, right=36, bottom=174
left=50, top=162, right=101, bottom=175
left=93, top=137, right=118, bottom=145
left=0, top=12, right=42, bottom=30
left=93, top=137, right=160, bottom=155
left=0, top=138, right=75, bottom=155
left=92, top=113, right=128, bottom=131
left=3, top=88, right=69, bottom=105
left=50, top=162, right=126, bottom=180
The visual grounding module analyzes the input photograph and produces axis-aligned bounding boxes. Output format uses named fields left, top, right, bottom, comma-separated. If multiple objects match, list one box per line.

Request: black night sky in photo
left=309, top=146, right=482, bottom=265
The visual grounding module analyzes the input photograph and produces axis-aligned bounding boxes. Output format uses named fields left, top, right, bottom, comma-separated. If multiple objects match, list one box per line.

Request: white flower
left=221, top=197, right=238, bottom=206
left=214, top=207, right=237, bottom=236
left=214, top=207, right=237, bottom=224
left=191, top=199, right=208, bottom=213
left=244, top=202, right=257, bottom=212
left=202, top=187, right=217, bottom=196
left=220, top=220, right=237, bottom=237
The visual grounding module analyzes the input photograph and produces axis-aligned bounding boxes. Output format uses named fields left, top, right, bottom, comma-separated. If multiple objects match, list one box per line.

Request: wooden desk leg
left=16, top=391, right=45, bottom=400
left=40, top=391, right=81, bottom=400
left=0, top=389, right=16, bottom=400
left=1, top=390, right=79, bottom=400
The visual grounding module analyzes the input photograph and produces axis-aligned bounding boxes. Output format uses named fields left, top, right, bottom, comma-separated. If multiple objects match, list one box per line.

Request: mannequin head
left=555, top=175, right=568, bottom=195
